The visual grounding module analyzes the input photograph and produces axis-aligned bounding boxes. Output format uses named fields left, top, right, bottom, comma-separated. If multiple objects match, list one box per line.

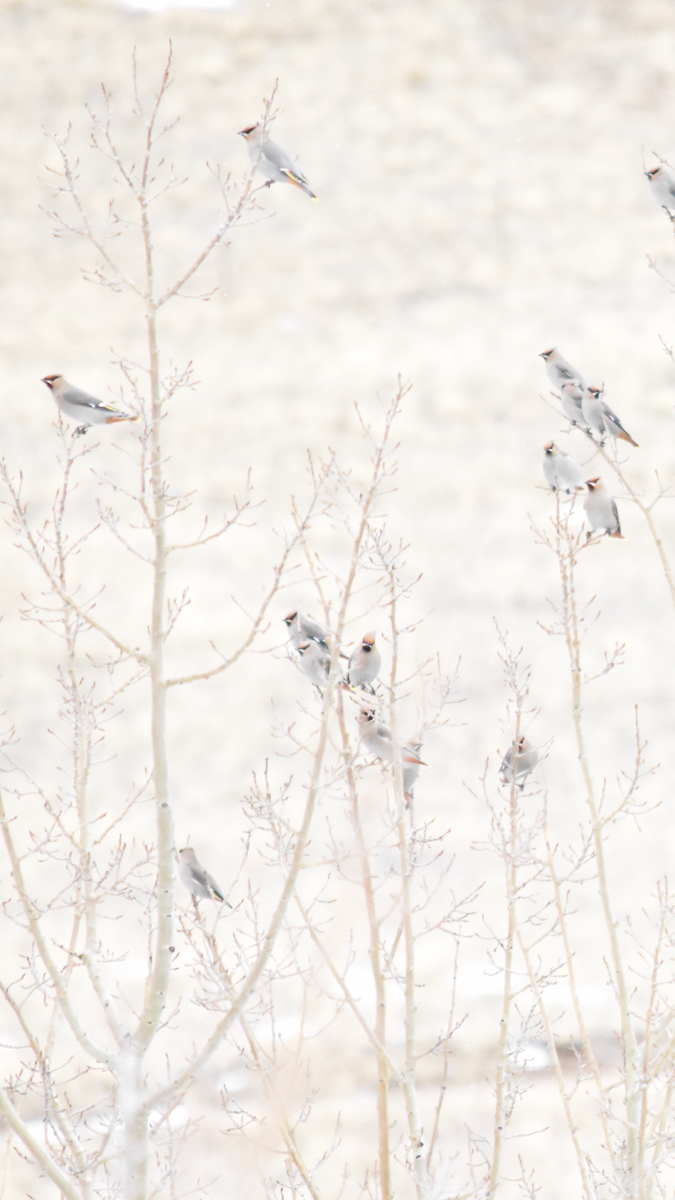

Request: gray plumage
left=42, top=374, right=137, bottom=437
left=542, top=442, right=584, bottom=494
left=178, top=848, right=225, bottom=903
left=239, top=124, right=317, bottom=199
left=581, top=387, right=638, bottom=447
left=283, top=610, right=329, bottom=651
left=343, top=632, right=381, bottom=690
left=645, top=164, right=675, bottom=213
left=358, top=708, right=395, bottom=760
left=583, top=477, right=622, bottom=538
left=539, top=348, right=587, bottom=393
left=295, top=639, right=330, bottom=691
left=402, top=740, right=424, bottom=803
left=559, top=380, right=585, bottom=425
left=357, top=709, right=426, bottom=800
left=499, top=736, right=539, bottom=789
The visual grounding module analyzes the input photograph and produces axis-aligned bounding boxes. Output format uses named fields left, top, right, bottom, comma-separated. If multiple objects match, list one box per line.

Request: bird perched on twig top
left=178, top=847, right=230, bottom=905
left=645, top=163, right=675, bottom=216
left=239, top=123, right=317, bottom=199
left=583, top=477, right=623, bottom=539
left=581, top=386, right=638, bottom=448
left=42, top=375, right=138, bottom=437
left=357, top=708, right=426, bottom=804
left=499, top=736, right=539, bottom=790
left=542, top=443, right=584, bottom=494
left=342, top=632, right=381, bottom=692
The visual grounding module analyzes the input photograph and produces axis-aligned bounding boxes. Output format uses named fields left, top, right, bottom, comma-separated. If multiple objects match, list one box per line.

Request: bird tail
left=280, top=168, right=318, bottom=199
left=617, top=430, right=639, bottom=447
left=105, top=412, right=139, bottom=424
left=609, top=529, right=625, bottom=539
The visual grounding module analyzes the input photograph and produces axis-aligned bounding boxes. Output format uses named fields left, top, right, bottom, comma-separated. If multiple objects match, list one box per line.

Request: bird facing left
left=42, top=374, right=138, bottom=437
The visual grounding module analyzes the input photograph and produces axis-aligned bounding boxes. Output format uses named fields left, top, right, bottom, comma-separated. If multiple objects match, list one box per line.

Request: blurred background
left=2, top=0, right=675, bottom=1194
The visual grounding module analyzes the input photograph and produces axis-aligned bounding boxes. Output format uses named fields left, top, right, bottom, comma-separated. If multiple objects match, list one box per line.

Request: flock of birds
left=506, top=162, right=675, bottom=789
left=283, top=607, right=427, bottom=799
left=38, top=139, right=675, bottom=895
left=504, top=343, right=644, bottom=792
left=538, top=347, right=639, bottom=540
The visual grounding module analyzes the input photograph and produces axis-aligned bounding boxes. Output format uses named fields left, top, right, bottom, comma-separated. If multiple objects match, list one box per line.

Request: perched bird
left=499, top=736, right=539, bottom=790
left=357, top=709, right=426, bottom=802
left=402, top=739, right=424, bottom=805
left=178, top=847, right=228, bottom=904
left=583, top=477, right=623, bottom=539
left=580, top=385, right=607, bottom=440
left=542, top=442, right=584, bottom=494
left=645, top=164, right=675, bottom=214
left=358, top=708, right=395, bottom=760
left=559, top=380, right=585, bottom=425
left=42, top=375, right=137, bottom=437
left=539, top=348, right=587, bottom=393
left=343, top=631, right=381, bottom=691
left=238, top=124, right=317, bottom=199
left=295, top=639, right=330, bottom=691
left=581, top=386, right=638, bottom=447
left=283, top=610, right=329, bottom=651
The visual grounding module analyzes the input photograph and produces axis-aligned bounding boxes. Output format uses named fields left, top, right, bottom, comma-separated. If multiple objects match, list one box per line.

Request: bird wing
left=67, top=385, right=122, bottom=414
left=264, top=138, right=304, bottom=176
left=601, top=401, right=636, bottom=439
left=204, top=871, right=224, bottom=902
left=279, top=166, right=310, bottom=187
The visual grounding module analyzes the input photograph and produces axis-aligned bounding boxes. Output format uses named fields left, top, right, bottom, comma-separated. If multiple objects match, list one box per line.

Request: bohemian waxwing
left=559, top=380, right=585, bottom=425
left=581, top=386, right=638, bottom=447
left=645, top=164, right=675, bottom=214
left=542, top=442, right=584, bottom=494
left=295, top=639, right=331, bottom=692
left=358, top=707, right=395, bottom=760
left=343, top=631, right=381, bottom=691
left=178, top=847, right=228, bottom=904
left=238, top=124, right=317, bottom=199
left=583, top=477, right=623, bottom=539
left=499, top=736, right=539, bottom=790
left=283, top=610, right=329, bottom=651
left=42, top=375, right=138, bottom=437
left=402, top=739, right=424, bottom=805
left=357, top=709, right=427, bottom=798
left=580, top=385, right=606, bottom=439
left=539, top=348, right=587, bottom=393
